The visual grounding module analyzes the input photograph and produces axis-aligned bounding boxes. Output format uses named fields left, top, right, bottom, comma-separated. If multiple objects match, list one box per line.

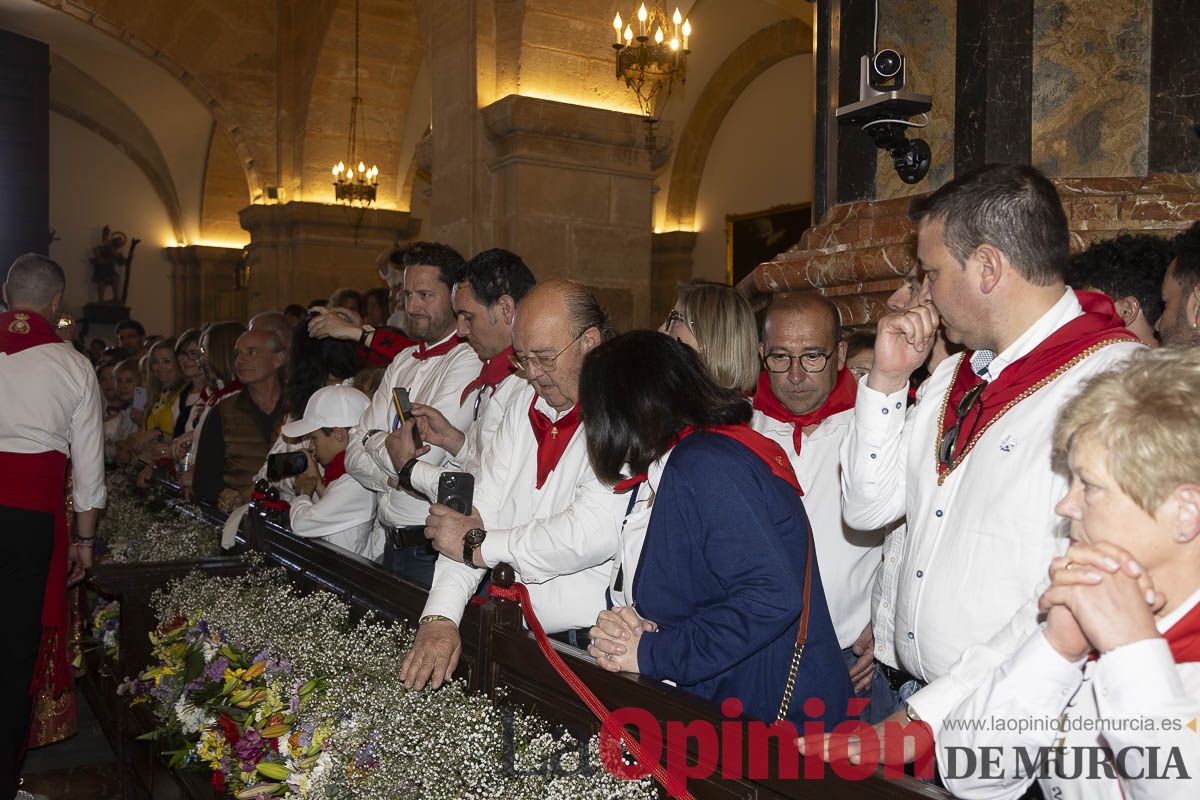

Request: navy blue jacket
left=634, top=432, right=852, bottom=727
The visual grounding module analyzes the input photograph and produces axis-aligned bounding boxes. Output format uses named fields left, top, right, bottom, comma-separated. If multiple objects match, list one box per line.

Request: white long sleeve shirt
left=409, top=370, right=527, bottom=501
left=421, top=384, right=620, bottom=633
left=0, top=339, right=106, bottom=511
left=289, top=471, right=382, bottom=559
left=841, top=289, right=1142, bottom=731
left=752, top=408, right=884, bottom=649
left=345, top=332, right=480, bottom=528
left=940, top=588, right=1200, bottom=800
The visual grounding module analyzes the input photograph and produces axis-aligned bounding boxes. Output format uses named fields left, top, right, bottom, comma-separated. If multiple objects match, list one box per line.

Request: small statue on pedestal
left=88, top=226, right=140, bottom=305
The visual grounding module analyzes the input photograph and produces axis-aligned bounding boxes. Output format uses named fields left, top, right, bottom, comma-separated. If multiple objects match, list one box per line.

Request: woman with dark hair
left=583, top=331, right=851, bottom=726
left=252, top=319, right=365, bottom=498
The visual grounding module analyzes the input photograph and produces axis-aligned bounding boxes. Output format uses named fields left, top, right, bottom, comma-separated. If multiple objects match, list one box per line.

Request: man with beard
left=346, top=242, right=480, bottom=586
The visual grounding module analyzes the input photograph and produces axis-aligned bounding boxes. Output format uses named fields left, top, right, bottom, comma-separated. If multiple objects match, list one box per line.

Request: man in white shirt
left=283, top=385, right=381, bottom=558
left=0, top=255, right=105, bottom=798
left=388, top=248, right=537, bottom=499
left=814, top=164, right=1143, bottom=761
left=749, top=293, right=888, bottom=720
left=346, top=242, right=480, bottom=587
left=399, top=279, right=622, bottom=690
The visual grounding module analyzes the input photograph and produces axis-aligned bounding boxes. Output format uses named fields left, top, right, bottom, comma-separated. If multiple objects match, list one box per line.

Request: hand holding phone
left=132, top=387, right=149, bottom=411
left=391, top=387, right=424, bottom=449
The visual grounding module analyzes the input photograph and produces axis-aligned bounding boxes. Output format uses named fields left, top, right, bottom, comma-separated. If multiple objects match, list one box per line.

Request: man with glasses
left=817, top=164, right=1143, bottom=760
left=399, top=279, right=623, bottom=691
left=750, top=293, right=889, bottom=721
left=345, top=242, right=481, bottom=587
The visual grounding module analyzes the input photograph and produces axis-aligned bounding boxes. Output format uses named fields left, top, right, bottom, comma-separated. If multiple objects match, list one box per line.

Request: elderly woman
left=940, top=346, right=1200, bottom=800
left=582, top=331, right=850, bottom=726
left=659, top=281, right=759, bottom=394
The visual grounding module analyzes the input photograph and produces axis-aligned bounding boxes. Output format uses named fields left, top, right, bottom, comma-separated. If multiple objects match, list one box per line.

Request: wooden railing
left=86, top=482, right=951, bottom=800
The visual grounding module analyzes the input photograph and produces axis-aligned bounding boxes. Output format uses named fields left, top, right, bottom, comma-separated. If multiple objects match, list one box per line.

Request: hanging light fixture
left=611, top=2, right=692, bottom=152
left=331, top=0, right=379, bottom=205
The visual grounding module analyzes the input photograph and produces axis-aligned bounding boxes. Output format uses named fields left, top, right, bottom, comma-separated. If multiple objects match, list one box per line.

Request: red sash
left=0, top=451, right=71, bottom=699
left=528, top=398, right=581, bottom=490
left=937, top=291, right=1137, bottom=479
left=460, top=347, right=517, bottom=405
left=752, top=368, right=857, bottom=455
left=612, top=424, right=803, bottom=497
left=412, top=335, right=464, bottom=361
left=321, top=450, right=348, bottom=485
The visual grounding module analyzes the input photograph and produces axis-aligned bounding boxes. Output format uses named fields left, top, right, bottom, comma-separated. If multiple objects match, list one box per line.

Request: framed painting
left=726, top=202, right=812, bottom=286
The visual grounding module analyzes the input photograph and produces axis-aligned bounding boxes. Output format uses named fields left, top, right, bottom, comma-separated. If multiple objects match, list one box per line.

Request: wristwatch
left=463, top=528, right=487, bottom=566
left=359, top=324, right=375, bottom=346
left=419, top=614, right=451, bottom=625
left=904, top=703, right=922, bottom=723
left=397, top=457, right=419, bottom=492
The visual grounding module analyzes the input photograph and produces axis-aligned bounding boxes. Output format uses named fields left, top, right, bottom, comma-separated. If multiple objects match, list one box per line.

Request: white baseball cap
left=281, top=385, right=370, bottom=438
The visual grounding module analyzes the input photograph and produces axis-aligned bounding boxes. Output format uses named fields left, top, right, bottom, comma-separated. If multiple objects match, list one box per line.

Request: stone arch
left=663, top=17, right=813, bottom=231
left=32, top=0, right=263, bottom=200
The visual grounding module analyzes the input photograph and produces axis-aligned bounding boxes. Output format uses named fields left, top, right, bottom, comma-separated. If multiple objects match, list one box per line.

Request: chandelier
left=331, top=0, right=379, bottom=205
left=612, top=2, right=692, bottom=152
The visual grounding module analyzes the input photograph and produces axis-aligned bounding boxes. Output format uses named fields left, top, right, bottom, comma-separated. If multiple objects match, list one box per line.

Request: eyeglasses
left=664, top=309, right=691, bottom=334
left=180, top=349, right=201, bottom=361
left=937, top=381, right=987, bottom=470
left=848, top=366, right=871, bottom=380
left=509, top=331, right=586, bottom=373
left=762, top=351, right=834, bottom=374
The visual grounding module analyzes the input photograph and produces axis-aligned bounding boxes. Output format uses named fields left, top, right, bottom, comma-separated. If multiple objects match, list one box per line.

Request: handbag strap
left=775, top=528, right=814, bottom=722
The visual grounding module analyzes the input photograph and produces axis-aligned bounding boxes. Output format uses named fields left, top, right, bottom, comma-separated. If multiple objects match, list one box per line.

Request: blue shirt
left=634, top=431, right=852, bottom=727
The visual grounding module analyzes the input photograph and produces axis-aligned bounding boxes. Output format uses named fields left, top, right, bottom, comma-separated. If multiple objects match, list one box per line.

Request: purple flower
left=234, top=728, right=266, bottom=770
left=204, top=656, right=230, bottom=682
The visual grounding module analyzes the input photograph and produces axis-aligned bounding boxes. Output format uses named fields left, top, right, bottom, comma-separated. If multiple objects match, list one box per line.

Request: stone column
left=651, top=231, right=699, bottom=325
left=238, top=201, right=416, bottom=314
left=481, top=94, right=660, bottom=331
left=164, top=244, right=249, bottom=329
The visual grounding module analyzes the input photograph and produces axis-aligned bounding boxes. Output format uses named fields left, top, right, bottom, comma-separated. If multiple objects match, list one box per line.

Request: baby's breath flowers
left=137, top=568, right=655, bottom=799
left=98, top=469, right=222, bottom=563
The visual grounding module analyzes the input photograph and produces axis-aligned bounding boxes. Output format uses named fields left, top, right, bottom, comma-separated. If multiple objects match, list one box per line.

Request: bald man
left=192, top=329, right=288, bottom=510
left=1, top=254, right=105, bottom=796
left=401, top=279, right=626, bottom=690
left=750, top=293, right=889, bottom=720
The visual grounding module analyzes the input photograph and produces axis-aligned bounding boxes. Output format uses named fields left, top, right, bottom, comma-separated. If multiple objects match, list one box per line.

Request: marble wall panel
left=1032, top=0, right=1151, bottom=177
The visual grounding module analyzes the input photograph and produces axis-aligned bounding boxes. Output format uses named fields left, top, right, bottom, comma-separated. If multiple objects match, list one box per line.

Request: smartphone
left=391, top=387, right=424, bottom=449
left=437, top=472, right=475, bottom=516
left=132, top=387, right=148, bottom=411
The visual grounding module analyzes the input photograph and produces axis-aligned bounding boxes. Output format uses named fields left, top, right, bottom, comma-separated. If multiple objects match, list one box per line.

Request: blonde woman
left=940, top=346, right=1200, bottom=800
left=658, top=281, right=759, bottom=393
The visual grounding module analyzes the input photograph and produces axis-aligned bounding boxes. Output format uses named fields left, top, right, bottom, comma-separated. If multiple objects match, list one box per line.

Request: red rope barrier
left=487, top=581, right=694, bottom=799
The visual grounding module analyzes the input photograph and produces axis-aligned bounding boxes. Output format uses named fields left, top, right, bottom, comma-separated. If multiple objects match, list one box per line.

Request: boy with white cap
left=282, top=385, right=382, bottom=558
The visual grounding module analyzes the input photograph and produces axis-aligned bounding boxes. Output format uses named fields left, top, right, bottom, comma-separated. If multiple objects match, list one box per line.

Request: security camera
left=836, top=52, right=933, bottom=184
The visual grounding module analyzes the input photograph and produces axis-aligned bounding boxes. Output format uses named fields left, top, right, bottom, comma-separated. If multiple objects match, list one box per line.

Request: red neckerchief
left=612, top=424, right=803, bottom=496
left=0, top=309, right=60, bottom=354
left=937, top=290, right=1137, bottom=479
left=752, top=368, right=858, bottom=455
left=321, top=450, right=348, bottom=484
left=460, top=346, right=517, bottom=405
left=413, top=334, right=464, bottom=361
left=209, top=380, right=243, bottom=406
left=528, top=397, right=581, bottom=490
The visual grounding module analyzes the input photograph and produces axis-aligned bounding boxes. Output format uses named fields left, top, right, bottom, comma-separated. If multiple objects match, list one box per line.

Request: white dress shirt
left=752, top=408, right=884, bottom=649
left=409, top=370, right=527, bottom=501
left=841, top=289, right=1143, bottom=732
left=940, top=588, right=1200, bottom=800
left=0, top=339, right=106, bottom=511
left=606, top=452, right=665, bottom=610
left=421, top=384, right=619, bottom=633
left=289, top=471, right=382, bottom=559
left=346, top=332, right=480, bottom=528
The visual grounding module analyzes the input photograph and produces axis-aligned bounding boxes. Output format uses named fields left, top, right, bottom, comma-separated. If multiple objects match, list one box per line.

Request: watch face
left=465, top=529, right=486, bottom=546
